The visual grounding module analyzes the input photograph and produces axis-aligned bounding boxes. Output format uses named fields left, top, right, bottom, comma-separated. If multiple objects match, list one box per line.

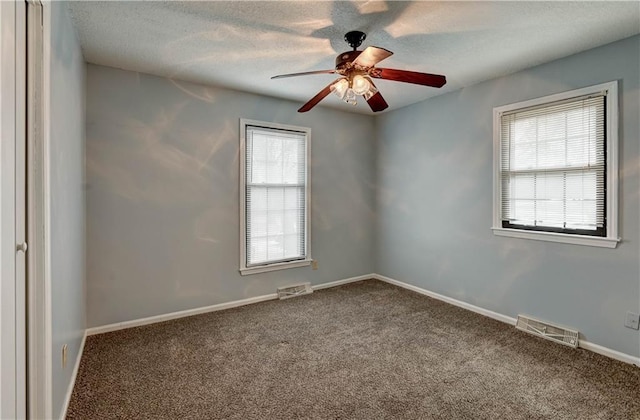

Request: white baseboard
left=579, top=339, right=640, bottom=366
left=374, top=274, right=517, bottom=325
left=60, top=330, right=87, bottom=419
left=86, top=293, right=279, bottom=336
left=373, top=274, right=639, bottom=368
left=312, top=273, right=375, bottom=290
left=86, top=274, right=375, bottom=336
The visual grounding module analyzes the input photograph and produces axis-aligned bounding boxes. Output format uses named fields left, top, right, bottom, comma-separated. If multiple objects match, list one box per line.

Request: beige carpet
left=67, top=280, right=640, bottom=419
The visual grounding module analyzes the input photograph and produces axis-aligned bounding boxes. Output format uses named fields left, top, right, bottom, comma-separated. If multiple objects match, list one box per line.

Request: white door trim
left=15, top=1, right=27, bottom=417
left=27, top=1, right=52, bottom=418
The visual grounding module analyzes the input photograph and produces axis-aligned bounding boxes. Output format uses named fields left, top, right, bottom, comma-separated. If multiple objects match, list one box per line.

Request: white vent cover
left=277, top=283, right=313, bottom=300
left=516, top=315, right=579, bottom=348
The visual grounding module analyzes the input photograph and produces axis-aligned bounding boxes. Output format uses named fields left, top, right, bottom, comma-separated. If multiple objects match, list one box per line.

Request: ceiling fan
left=271, top=31, right=447, bottom=113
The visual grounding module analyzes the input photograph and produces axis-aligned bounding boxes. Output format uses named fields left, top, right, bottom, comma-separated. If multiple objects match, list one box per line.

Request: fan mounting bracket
left=344, top=31, right=366, bottom=50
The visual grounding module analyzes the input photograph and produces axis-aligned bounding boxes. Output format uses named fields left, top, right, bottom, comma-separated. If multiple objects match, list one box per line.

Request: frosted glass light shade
left=331, top=79, right=349, bottom=99
left=363, top=82, right=378, bottom=100
left=352, top=75, right=370, bottom=95
left=345, top=89, right=357, bottom=105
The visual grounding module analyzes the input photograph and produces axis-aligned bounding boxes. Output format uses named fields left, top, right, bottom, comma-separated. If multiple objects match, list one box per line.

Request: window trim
left=239, top=119, right=312, bottom=275
left=492, top=81, right=620, bottom=248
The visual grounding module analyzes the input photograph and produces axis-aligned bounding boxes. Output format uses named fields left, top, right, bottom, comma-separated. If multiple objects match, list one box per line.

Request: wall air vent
left=516, top=315, right=579, bottom=348
left=277, top=283, right=313, bottom=300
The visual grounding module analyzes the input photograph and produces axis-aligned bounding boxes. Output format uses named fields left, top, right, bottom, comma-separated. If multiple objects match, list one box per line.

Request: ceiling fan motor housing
left=335, top=50, right=363, bottom=74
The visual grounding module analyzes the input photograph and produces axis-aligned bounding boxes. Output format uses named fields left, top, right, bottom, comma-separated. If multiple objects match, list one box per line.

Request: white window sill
left=492, top=227, right=620, bottom=249
left=240, top=259, right=312, bottom=276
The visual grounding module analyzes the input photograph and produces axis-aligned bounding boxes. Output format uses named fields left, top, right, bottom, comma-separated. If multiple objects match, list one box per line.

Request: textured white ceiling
left=68, top=1, right=640, bottom=114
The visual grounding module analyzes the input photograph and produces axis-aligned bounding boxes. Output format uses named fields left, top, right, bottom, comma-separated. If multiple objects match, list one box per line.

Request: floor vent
left=516, top=315, right=579, bottom=348
left=277, top=283, right=313, bottom=300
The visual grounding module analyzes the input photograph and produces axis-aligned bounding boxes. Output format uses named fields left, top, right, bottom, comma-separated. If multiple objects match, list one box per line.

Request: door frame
left=27, top=0, right=52, bottom=418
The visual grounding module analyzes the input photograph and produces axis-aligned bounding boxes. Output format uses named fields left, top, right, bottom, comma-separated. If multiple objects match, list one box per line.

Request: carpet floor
left=67, top=280, right=640, bottom=419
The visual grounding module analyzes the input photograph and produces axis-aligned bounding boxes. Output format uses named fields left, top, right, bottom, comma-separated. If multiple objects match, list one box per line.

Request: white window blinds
left=245, top=125, right=307, bottom=266
left=500, top=94, right=606, bottom=235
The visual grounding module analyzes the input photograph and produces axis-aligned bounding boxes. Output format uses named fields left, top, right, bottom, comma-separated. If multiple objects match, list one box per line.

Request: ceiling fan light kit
left=271, top=31, right=447, bottom=113
left=330, top=75, right=378, bottom=106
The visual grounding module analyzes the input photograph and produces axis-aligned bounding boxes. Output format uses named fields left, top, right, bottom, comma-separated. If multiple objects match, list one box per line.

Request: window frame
left=492, top=81, right=620, bottom=248
left=239, top=119, right=312, bottom=275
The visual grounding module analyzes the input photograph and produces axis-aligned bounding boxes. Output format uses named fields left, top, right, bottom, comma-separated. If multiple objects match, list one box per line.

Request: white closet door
left=1, top=1, right=27, bottom=418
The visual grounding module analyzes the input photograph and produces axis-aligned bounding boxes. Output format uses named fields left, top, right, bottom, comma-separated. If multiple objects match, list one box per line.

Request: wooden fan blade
left=373, top=68, right=446, bottom=88
left=366, top=81, right=388, bottom=112
left=271, top=69, right=335, bottom=79
left=353, top=46, right=393, bottom=68
left=298, top=78, right=343, bottom=113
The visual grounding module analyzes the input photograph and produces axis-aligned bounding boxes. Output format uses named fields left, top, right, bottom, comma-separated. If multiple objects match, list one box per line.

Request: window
left=239, top=119, right=311, bottom=275
left=492, top=82, right=619, bottom=248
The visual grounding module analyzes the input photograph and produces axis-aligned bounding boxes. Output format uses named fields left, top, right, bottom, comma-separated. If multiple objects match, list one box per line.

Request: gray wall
left=85, top=64, right=376, bottom=328
left=376, top=35, right=640, bottom=357
left=86, top=36, right=639, bottom=358
left=49, top=3, right=86, bottom=418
